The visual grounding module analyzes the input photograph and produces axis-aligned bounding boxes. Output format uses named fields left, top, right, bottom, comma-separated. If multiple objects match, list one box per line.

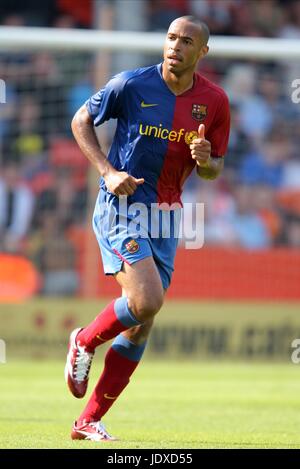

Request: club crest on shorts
left=125, top=239, right=140, bottom=254
left=192, top=104, right=207, bottom=121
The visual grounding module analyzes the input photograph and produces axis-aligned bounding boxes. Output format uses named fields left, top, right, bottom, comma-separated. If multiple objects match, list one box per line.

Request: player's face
left=164, top=20, right=208, bottom=75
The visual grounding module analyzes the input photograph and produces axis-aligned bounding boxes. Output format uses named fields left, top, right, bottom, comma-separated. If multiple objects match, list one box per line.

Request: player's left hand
left=190, top=124, right=211, bottom=167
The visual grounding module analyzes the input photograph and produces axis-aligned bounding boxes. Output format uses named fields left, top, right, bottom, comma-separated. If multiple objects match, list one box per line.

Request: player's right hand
left=104, top=169, right=144, bottom=196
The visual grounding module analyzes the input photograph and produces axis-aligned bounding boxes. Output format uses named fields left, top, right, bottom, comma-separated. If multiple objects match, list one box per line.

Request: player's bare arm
left=195, top=156, right=224, bottom=180
left=190, top=123, right=224, bottom=180
left=71, top=105, right=144, bottom=196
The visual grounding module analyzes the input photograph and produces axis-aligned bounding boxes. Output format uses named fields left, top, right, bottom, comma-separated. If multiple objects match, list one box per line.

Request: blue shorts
left=93, top=189, right=181, bottom=290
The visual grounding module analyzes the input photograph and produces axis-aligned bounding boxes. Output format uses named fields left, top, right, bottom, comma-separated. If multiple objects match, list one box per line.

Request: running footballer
left=65, top=15, right=230, bottom=441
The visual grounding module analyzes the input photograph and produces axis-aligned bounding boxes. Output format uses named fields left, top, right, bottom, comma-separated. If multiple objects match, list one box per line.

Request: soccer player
left=65, top=15, right=230, bottom=441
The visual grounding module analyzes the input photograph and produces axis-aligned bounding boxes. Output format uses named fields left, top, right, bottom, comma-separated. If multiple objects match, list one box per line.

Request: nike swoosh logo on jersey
left=141, top=101, right=158, bottom=108
left=104, top=393, right=118, bottom=400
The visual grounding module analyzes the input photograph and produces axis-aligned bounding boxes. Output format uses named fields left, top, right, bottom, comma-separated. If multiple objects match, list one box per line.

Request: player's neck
left=162, top=66, right=195, bottom=96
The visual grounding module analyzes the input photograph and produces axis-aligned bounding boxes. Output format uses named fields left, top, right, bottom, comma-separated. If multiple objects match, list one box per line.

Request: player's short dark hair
left=175, top=15, right=210, bottom=45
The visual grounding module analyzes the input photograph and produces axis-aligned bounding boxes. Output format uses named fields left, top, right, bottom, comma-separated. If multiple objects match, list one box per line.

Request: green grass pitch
left=1, top=359, right=300, bottom=448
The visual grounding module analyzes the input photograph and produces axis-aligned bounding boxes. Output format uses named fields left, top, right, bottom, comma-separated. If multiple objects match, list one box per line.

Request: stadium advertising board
left=1, top=299, right=300, bottom=361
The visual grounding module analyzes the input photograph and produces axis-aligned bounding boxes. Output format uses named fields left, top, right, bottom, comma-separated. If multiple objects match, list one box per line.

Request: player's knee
left=128, top=293, right=163, bottom=322
left=136, top=301, right=162, bottom=322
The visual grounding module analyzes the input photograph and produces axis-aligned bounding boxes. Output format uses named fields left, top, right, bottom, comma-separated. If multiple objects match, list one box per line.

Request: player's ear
left=200, top=45, right=209, bottom=58
left=197, top=44, right=209, bottom=61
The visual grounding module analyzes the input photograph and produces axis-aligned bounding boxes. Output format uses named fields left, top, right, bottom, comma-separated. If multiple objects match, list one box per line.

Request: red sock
left=77, top=297, right=140, bottom=351
left=78, top=335, right=146, bottom=423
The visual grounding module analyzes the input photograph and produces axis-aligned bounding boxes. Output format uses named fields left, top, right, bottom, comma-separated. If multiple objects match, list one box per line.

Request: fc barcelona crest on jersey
left=125, top=239, right=140, bottom=254
left=192, top=104, right=207, bottom=122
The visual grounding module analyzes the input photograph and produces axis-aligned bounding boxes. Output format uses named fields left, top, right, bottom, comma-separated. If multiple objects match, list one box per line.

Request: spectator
left=257, top=70, right=297, bottom=123
left=34, top=210, right=79, bottom=296
left=284, top=216, right=300, bottom=248
left=201, top=182, right=238, bottom=247
left=190, top=0, right=234, bottom=35
left=67, top=73, right=94, bottom=119
left=0, top=160, right=35, bottom=252
left=230, top=185, right=271, bottom=249
left=252, top=184, right=283, bottom=243
left=249, top=0, right=283, bottom=37
left=239, top=127, right=292, bottom=188
left=148, top=0, right=189, bottom=30
left=19, top=52, right=68, bottom=137
left=1, top=95, right=50, bottom=200
left=279, top=0, right=300, bottom=39
left=226, top=103, right=251, bottom=171
left=34, top=167, right=87, bottom=228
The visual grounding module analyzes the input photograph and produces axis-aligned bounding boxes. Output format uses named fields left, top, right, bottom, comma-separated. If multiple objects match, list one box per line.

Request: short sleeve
left=85, top=73, right=126, bottom=126
left=207, top=93, right=230, bottom=157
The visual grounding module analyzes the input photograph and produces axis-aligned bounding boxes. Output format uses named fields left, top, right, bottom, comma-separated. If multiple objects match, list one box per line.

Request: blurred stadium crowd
left=0, top=0, right=300, bottom=296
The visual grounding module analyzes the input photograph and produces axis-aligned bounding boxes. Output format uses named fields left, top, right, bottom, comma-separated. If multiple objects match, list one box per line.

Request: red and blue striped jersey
left=86, top=63, right=230, bottom=206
